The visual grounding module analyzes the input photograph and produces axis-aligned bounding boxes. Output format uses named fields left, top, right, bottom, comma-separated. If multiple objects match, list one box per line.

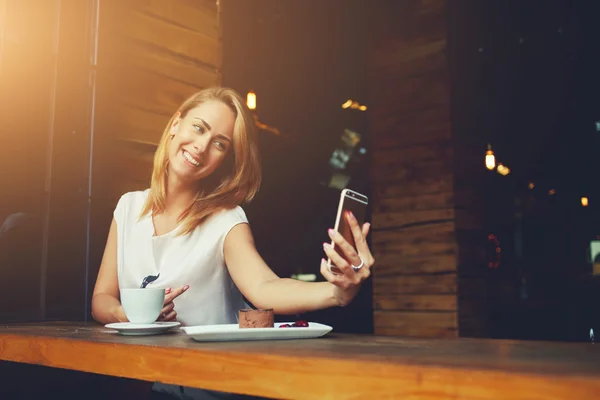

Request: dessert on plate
left=238, top=308, right=274, bottom=328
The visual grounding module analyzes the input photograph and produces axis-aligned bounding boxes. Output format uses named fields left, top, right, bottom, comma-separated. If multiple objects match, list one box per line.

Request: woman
left=91, top=87, right=374, bottom=399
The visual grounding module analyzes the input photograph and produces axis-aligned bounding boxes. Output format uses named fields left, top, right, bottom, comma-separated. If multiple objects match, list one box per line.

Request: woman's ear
left=170, top=112, right=182, bottom=135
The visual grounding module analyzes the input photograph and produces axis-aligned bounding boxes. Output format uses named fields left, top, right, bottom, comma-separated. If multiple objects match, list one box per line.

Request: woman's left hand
left=320, top=211, right=375, bottom=307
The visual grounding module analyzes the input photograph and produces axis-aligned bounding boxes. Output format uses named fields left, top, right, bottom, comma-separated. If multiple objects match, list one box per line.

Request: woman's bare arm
left=224, top=223, right=339, bottom=315
left=91, top=218, right=127, bottom=324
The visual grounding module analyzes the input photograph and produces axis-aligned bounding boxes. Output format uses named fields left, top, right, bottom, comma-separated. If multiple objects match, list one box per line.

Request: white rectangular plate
left=181, top=322, right=333, bottom=342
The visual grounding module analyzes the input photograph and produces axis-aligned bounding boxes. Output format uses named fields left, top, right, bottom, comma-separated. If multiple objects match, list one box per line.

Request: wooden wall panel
left=374, top=294, right=457, bottom=311
left=137, top=0, right=220, bottom=39
left=93, top=0, right=222, bottom=200
left=368, top=0, right=488, bottom=338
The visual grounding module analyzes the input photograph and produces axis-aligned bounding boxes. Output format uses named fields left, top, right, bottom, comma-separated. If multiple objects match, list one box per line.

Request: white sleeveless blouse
left=113, top=189, right=248, bottom=326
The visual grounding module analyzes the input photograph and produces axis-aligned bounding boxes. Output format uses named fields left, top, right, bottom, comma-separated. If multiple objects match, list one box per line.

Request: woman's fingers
left=161, top=301, right=175, bottom=315
left=362, top=222, right=371, bottom=238
left=323, top=241, right=352, bottom=274
left=320, top=258, right=342, bottom=284
left=164, top=285, right=189, bottom=304
left=161, top=309, right=177, bottom=321
left=327, top=229, right=361, bottom=268
left=345, top=212, right=374, bottom=267
left=325, top=213, right=375, bottom=273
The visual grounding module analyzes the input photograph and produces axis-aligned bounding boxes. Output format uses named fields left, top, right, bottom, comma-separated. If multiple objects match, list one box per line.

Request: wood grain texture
left=2, top=323, right=599, bottom=400
left=136, top=0, right=220, bottom=40
left=373, top=274, right=457, bottom=295
left=125, top=9, right=221, bottom=68
left=93, top=0, right=221, bottom=201
left=375, top=254, right=457, bottom=276
left=369, top=0, right=487, bottom=337
left=374, top=294, right=457, bottom=311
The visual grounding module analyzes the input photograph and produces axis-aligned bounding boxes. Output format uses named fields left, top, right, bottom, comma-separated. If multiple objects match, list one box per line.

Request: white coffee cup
left=120, top=288, right=165, bottom=324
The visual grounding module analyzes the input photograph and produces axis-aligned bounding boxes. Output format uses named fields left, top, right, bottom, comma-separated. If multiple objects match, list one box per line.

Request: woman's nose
left=193, top=135, right=209, bottom=153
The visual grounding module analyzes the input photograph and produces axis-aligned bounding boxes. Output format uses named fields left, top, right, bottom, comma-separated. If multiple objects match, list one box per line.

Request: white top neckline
left=113, top=189, right=249, bottom=326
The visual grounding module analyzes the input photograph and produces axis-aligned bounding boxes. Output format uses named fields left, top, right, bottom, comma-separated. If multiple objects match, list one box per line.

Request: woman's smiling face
left=167, top=100, right=236, bottom=184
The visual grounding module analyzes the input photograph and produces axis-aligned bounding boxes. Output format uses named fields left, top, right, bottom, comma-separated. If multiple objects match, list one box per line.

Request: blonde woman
left=91, top=87, right=374, bottom=399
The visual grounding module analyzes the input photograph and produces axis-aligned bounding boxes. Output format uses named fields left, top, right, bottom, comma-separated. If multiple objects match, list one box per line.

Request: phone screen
left=328, top=189, right=368, bottom=271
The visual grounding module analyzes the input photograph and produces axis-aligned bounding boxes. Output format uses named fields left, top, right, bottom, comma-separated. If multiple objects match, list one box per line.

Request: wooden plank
left=372, top=207, right=454, bottom=230
left=374, top=294, right=457, bottom=311
left=374, top=310, right=457, bottom=338
left=372, top=158, right=454, bottom=185
left=374, top=191, right=454, bottom=214
left=115, top=149, right=153, bottom=184
left=137, top=0, right=220, bottom=39
left=372, top=141, right=453, bottom=169
left=116, top=105, right=171, bottom=145
left=372, top=221, right=455, bottom=246
left=373, top=274, right=457, bottom=295
left=372, top=222, right=458, bottom=275
left=119, top=68, right=201, bottom=117
left=373, top=239, right=455, bottom=259
left=374, top=254, right=457, bottom=276
left=124, top=9, right=221, bottom=68
left=125, top=37, right=219, bottom=88
left=373, top=177, right=453, bottom=199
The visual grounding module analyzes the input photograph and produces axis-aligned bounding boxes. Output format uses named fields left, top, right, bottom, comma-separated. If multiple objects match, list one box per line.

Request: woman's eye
left=193, top=124, right=205, bottom=133
left=214, top=141, right=226, bottom=150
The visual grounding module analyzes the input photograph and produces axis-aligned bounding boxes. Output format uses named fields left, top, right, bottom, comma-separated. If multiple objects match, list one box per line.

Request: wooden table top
left=0, top=322, right=599, bottom=399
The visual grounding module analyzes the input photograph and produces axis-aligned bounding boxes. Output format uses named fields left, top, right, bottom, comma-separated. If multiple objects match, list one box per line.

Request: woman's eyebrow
left=193, top=117, right=212, bottom=131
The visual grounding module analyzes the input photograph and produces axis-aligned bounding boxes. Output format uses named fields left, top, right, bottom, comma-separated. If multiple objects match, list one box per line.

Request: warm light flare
left=528, top=182, right=535, bottom=189
left=496, top=163, right=510, bottom=176
left=485, top=144, right=496, bottom=170
left=342, top=99, right=367, bottom=111
left=582, top=197, right=589, bottom=207
left=247, top=91, right=256, bottom=110
left=549, top=189, right=556, bottom=196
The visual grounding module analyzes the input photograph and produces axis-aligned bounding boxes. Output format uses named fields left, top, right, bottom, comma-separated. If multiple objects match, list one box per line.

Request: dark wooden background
left=2, top=0, right=599, bottom=341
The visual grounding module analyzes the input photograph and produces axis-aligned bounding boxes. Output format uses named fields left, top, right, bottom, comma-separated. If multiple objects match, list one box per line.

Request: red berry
left=295, top=320, right=309, bottom=327
left=279, top=324, right=292, bottom=328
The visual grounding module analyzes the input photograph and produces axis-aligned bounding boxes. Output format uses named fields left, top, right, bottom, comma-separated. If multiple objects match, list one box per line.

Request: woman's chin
left=169, top=165, right=204, bottom=184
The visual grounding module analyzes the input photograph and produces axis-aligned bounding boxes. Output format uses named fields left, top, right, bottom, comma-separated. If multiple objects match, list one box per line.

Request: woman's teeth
left=183, top=150, right=200, bottom=167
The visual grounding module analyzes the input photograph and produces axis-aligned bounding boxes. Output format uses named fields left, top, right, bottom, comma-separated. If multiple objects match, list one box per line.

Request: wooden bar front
left=1, top=323, right=599, bottom=399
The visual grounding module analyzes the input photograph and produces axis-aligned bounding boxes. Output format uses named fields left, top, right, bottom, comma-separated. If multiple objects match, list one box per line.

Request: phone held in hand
left=327, top=188, right=368, bottom=274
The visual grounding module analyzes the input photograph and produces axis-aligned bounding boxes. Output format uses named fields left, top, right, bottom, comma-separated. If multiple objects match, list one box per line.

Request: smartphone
left=327, top=188, right=369, bottom=273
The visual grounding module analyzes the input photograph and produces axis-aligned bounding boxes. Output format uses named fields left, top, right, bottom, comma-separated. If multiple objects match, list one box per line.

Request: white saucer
left=105, top=321, right=181, bottom=336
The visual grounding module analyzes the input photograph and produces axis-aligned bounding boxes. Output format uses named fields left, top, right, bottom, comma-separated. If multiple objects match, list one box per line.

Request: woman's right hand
left=157, top=285, right=189, bottom=321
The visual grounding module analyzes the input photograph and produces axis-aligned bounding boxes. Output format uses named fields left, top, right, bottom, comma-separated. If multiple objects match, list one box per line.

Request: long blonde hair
left=139, top=87, right=261, bottom=235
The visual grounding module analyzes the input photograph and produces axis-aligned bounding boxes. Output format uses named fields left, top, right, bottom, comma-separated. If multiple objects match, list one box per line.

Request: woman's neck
left=163, top=174, right=198, bottom=216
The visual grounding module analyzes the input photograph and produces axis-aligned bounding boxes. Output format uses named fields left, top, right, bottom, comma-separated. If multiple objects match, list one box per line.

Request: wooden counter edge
left=1, top=333, right=599, bottom=400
